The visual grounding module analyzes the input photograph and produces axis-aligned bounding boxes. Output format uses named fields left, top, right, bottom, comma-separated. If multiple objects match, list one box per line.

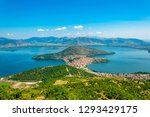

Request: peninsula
left=32, top=46, right=114, bottom=68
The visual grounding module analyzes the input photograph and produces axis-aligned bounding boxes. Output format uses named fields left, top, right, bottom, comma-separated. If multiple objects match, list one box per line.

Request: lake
left=0, top=47, right=66, bottom=77
left=0, top=46, right=150, bottom=77
left=88, top=46, right=150, bottom=73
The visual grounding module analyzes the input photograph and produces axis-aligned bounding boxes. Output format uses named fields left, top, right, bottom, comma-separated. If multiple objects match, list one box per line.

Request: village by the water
left=64, top=55, right=150, bottom=80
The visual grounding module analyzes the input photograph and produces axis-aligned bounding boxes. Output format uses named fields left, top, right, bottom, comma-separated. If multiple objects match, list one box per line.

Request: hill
left=32, top=46, right=114, bottom=60
left=0, top=65, right=150, bottom=100
left=7, top=65, right=96, bottom=82
left=0, top=37, right=18, bottom=46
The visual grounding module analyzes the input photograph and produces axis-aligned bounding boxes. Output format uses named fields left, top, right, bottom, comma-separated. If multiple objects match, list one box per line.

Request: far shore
left=0, top=44, right=150, bottom=52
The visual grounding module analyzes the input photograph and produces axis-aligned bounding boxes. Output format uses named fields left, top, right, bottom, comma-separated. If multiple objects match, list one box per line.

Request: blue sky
left=0, top=0, right=150, bottom=40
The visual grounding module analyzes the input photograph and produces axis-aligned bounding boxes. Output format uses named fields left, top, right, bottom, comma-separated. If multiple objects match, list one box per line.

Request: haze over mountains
left=0, top=36, right=150, bottom=49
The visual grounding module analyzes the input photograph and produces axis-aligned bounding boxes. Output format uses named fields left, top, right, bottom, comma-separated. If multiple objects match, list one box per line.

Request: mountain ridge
left=0, top=36, right=150, bottom=47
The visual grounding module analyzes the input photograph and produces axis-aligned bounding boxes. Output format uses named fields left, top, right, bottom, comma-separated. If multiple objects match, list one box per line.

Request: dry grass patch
left=54, top=80, right=68, bottom=86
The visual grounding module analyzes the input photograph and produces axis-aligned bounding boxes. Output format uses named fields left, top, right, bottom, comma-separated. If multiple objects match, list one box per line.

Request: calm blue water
left=0, top=47, right=66, bottom=77
left=0, top=46, right=150, bottom=77
left=89, top=46, right=150, bottom=73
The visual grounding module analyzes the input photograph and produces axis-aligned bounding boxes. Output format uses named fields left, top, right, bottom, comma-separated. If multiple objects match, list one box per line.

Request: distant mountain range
left=0, top=36, right=150, bottom=49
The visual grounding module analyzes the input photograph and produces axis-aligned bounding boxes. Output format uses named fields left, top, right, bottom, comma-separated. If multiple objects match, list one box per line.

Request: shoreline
left=92, top=70, right=150, bottom=80
left=63, top=56, right=150, bottom=80
left=1, top=54, right=150, bottom=80
left=0, top=45, right=150, bottom=80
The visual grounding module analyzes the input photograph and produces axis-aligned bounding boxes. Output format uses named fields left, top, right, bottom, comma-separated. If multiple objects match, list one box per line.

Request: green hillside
left=32, top=46, right=114, bottom=60
left=0, top=76, right=150, bottom=100
left=0, top=65, right=150, bottom=100
left=7, top=65, right=95, bottom=82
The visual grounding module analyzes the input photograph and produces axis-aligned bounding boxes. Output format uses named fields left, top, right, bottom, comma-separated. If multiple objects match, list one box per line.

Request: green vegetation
left=32, top=46, right=114, bottom=60
left=0, top=65, right=150, bottom=100
left=0, top=76, right=150, bottom=100
left=7, top=65, right=95, bottom=82
left=134, top=72, right=150, bottom=74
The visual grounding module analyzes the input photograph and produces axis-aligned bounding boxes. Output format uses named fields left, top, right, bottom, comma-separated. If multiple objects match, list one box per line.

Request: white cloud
left=37, top=29, right=45, bottom=32
left=7, top=33, right=14, bottom=36
left=96, top=31, right=102, bottom=34
left=73, top=25, right=84, bottom=29
left=55, top=27, right=67, bottom=31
